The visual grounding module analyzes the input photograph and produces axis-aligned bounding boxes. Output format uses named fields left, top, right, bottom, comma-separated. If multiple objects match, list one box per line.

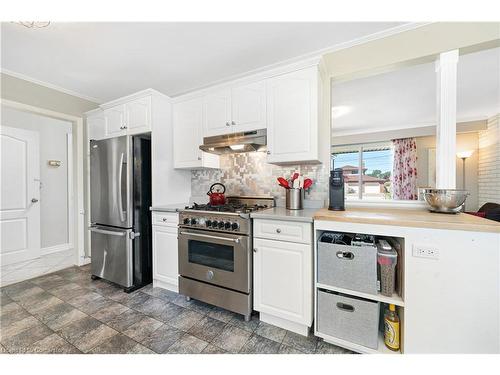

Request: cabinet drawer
left=253, top=219, right=312, bottom=244
left=152, top=212, right=179, bottom=227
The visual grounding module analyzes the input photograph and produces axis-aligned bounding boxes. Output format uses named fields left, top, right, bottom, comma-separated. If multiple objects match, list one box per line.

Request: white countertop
left=250, top=207, right=319, bottom=223
left=150, top=203, right=188, bottom=213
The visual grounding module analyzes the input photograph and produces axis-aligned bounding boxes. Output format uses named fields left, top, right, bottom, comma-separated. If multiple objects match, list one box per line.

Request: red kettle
left=207, top=183, right=226, bottom=206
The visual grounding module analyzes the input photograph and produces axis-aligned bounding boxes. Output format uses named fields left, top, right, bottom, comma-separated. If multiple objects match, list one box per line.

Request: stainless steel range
left=178, top=196, right=274, bottom=321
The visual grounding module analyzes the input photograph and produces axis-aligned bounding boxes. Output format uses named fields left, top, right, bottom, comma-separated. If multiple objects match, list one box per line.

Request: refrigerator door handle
left=118, top=152, right=126, bottom=223
left=89, top=226, right=126, bottom=236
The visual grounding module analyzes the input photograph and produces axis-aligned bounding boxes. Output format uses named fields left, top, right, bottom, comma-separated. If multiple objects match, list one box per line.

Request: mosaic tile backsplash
left=191, top=152, right=329, bottom=206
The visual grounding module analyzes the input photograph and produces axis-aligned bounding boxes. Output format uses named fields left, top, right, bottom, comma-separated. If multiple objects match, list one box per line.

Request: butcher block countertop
left=313, top=207, right=500, bottom=233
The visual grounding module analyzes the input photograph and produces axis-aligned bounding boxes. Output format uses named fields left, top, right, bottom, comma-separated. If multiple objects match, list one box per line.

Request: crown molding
left=1, top=69, right=103, bottom=104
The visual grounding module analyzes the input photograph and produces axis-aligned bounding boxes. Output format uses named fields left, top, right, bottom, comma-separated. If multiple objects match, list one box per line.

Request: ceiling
left=331, top=47, right=500, bottom=136
left=1, top=22, right=406, bottom=103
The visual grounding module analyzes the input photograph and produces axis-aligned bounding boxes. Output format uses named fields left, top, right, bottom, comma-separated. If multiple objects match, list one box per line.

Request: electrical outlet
left=412, top=244, right=439, bottom=260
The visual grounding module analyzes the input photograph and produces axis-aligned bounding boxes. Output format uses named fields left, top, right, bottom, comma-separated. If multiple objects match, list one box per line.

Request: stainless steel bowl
left=423, top=188, right=469, bottom=214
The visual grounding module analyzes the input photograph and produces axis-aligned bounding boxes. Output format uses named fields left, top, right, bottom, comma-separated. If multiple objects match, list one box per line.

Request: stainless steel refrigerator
left=89, top=134, right=152, bottom=292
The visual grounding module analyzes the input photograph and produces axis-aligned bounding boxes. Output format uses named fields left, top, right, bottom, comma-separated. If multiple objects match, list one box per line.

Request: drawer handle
left=162, top=218, right=167, bottom=222
left=336, top=302, right=355, bottom=312
left=276, top=228, right=281, bottom=233
left=336, top=251, right=354, bottom=260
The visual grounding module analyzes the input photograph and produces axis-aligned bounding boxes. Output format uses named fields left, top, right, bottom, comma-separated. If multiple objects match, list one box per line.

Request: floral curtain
left=392, top=138, right=418, bottom=200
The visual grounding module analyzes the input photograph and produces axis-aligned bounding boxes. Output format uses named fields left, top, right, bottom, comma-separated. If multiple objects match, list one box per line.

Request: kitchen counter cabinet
left=250, top=207, right=317, bottom=223
left=253, top=218, right=313, bottom=336
left=313, top=207, right=500, bottom=233
left=314, top=218, right=500, bottom=354
left=151, top=210, right=179, bottom=292
left=150, top=203, right=188, bottom=213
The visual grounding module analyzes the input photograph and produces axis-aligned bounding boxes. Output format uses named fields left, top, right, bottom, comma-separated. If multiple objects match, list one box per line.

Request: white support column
left=435, top=50, right=459, bottom=189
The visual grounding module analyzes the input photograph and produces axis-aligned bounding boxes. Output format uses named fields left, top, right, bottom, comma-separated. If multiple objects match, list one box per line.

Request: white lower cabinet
left=253, top=219, right=313, bottom=336
left=152, top=212, right=179, bottom=292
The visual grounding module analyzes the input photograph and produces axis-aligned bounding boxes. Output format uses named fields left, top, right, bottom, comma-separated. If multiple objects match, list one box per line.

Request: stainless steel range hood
left=199, top=129, right=267, bottom=155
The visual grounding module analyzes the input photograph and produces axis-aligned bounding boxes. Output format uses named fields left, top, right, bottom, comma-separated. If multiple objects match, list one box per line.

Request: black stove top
left=185, top=202, right=270, bottom=214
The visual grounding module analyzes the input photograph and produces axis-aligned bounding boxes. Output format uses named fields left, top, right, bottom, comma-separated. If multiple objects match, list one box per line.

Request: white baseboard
left=153, top=279, right=179, bottom=293
left=259, top=312, right=310, bottom=336
left=41, top=243, right=73, bottom=256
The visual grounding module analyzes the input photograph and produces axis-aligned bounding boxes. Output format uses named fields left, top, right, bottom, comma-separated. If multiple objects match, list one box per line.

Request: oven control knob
left=190, top=218, right=198, bottom=225
left=218, top=221, right=225, bottom=229
left=206, top=220, right=212, bottom=227
left=212, top=220, right=218, bottom=227
left=231, top=222, right=239, bottom=230
left=206, top=270, right=214, bottom=280
left=183, top=218, right=190, bottom=225
left=224, top=222, right=231, bottom=229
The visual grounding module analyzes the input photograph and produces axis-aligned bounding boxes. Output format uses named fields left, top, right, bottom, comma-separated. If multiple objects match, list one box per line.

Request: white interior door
left=0, top=126, right=41, bottom=265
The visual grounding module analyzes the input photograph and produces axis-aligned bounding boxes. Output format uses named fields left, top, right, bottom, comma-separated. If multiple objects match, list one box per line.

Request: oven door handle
left=179, top=231, right=240, bottom=244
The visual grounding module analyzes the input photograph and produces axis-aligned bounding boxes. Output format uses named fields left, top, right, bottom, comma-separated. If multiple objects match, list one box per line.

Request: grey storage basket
left=317, top=289, right=380, bottom=349
left=318, top=232, right=378, bottom=295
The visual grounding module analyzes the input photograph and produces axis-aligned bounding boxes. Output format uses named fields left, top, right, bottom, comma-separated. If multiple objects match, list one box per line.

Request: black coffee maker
left=328, top=160, right=345, bottom=211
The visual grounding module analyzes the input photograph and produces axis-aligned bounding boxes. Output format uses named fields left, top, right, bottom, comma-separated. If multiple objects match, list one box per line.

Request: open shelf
left=316, top=282, right=404, bottom=307
left=316, top=330, right=401, bottom=354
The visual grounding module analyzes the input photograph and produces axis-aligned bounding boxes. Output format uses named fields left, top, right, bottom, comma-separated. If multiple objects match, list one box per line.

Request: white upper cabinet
left=231, top=81, right=267, bottom=133
left=126, top=95, right=151, bottom=134
left=173, top=98, right=219, bottom=169
left=87, top=110, right=106, bottom=140
left=104, top=105, right=126, bottom=137
left=203, top=81, right=267, bottom=137
left=204, top=89, right=232, bottom=136
left=266, top=66, right=320, bottom=164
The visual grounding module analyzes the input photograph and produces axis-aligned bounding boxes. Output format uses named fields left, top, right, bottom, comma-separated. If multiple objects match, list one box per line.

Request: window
left=332, top=142, right=393, bottom=200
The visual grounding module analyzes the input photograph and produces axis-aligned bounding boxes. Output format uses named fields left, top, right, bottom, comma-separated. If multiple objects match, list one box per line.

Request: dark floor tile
left=66, top=291, right=103, bottom=310
left=19, top=292, right=63, bottom=315
left=30, top=274, right=68, bottom=290
left=282, top=331, right=318, bottom=354
left=165, top=333, right=209, bottom=354
left=5, top=284, right=45, bottom=303
left=2, top=281, right=38, bottom=298
left=105, top=309, right=145, bottom=332
left=133, top=296, right=168, bottom=317
left=239, top=334, right=281, bottom=354
left=87, top=279, right=121, bottom=297
left=149, top=302, right=185, bottom=323
left=128, top=343, right=156, bottom=354
left=91, top=300, right=129, bottom=323
left=211, top=324, right=252, bottom=353
left=207, top=306, right=237, bottom=323
left=185, top=299, right=214, bottom=315
left=1, top=304, right=31, bottom=326
left=315, top=340, right=355, bottom=354
left=168, top=309, right=204, bottom=331
left=34, top=301, right=88, bottom=331
left=57, top=315, right=117, bottom=352
left=1, top=301, right=24, bottom=316
left=228, top=313, right=259, bottom=333
left=24, top=333, right=81, bottom=354
left=140, top=324, right=183, bottom=353
left=49, top=283, right=90, bottom=301
left=77, top=296, right=121, bottom=316
left=0, top=316, right=40, bottom=340
left=1, top=322, right=53, bottom=353
left=201, top=344, right=227, bottom=354
left=0, top=292, right=13, bottom=307
left=123, top=292, right=152, bottom=310
left=88, top=333, right=140, bottom=354
left=255, top=321, right=287, bottom=343
left=0, top=344, right=7, bottom=353
left=278, top=344, right=305, bottom=354
left=188, top=315, right=227, bottom=342
left=122, top=316, right=163, bottom=342
left=169, top=293, right=192, bottom=308
left=141, top=285, right=178, bottom=302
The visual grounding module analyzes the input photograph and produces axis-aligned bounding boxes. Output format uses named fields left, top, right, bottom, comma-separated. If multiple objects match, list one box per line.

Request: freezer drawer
left=90, top=225, right=133, bottom=288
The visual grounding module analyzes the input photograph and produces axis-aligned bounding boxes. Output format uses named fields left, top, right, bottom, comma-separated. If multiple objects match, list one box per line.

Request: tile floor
left=0, top=265, right=354, bottom=354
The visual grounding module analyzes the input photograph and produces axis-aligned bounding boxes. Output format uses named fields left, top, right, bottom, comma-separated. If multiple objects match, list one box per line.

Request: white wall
left=1, top=105, right=72, bottom=248
left=478, top=114, right=500, bottom=207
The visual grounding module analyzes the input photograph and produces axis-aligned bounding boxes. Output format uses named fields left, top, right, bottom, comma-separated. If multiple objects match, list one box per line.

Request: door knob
left=31, top=198, right=39, bottom=203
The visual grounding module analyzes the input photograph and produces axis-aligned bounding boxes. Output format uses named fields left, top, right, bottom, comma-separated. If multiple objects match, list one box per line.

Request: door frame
left=0, top=99, right=87, bottom=266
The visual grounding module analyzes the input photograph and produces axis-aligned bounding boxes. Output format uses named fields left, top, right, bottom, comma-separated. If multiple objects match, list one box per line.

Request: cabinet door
left=104, top=105, right=126, bottom=137
left=266, top=67, right=318, bottom=163
left=203, top=89, right=232, bottom=136
left=253, top=238, right=312, bottom=325
left=152, top=225, right=179, bottom=289
left=231, top=81, right=266, bottom=133
left=173, top=98, right=204, bottom=168
left=87, top=113, right=106, bottom=140
left=126, top=96, right=151, bottom=134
